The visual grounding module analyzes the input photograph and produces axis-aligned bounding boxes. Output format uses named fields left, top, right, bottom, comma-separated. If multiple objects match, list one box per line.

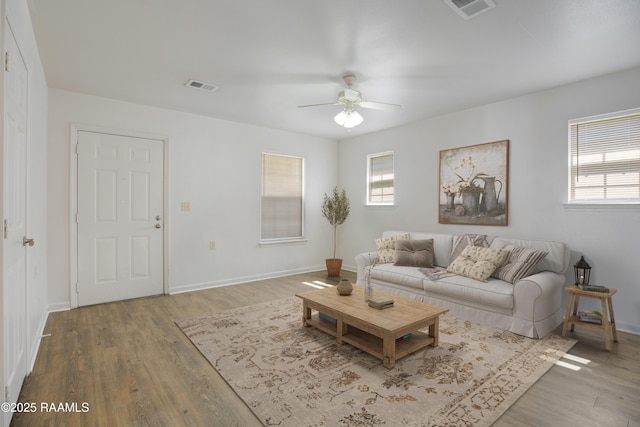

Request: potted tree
left=321, top=186, right=350, bottom=277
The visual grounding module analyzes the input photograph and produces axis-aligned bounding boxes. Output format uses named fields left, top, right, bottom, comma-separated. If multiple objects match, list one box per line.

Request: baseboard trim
left=48, top=302, right=72, bottom=312
left=617, top=322, right=640, bottom=336
left=28, top=309, right=50, bottom=372
left=342, top=264, right=356, bottom=273
left=168, top=265, right=328, bottom=295
left=46, top=265, right=358, bottom=308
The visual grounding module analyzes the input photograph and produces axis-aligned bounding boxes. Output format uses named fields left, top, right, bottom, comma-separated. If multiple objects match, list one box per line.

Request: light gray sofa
left=355, top=231, right=570, bottom=338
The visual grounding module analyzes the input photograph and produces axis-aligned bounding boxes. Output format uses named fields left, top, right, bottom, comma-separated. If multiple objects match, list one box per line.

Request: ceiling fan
left=297, top=74, right=401, bottom=129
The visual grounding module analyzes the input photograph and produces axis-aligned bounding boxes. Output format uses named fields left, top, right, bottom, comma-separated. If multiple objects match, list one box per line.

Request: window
left=261, top=153, right=304, bottom=241
left=569, top=108, right=640, bottom=204
left=367, top=151, right=394, bottom=205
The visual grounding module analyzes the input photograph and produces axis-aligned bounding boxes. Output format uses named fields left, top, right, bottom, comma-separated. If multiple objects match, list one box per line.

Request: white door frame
left=69, top=123, right=169, bottom=308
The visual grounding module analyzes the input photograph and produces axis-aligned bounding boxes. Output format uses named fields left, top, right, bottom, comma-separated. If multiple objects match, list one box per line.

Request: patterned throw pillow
left=446, top=246, right=510, bottom=282
left=491, top=245, right=548, bottom=284
left=394, top=239, right=434, bottom=267
left=450, top=234, right=495, bottom=261
left=375, top=233, right=410, bottom=264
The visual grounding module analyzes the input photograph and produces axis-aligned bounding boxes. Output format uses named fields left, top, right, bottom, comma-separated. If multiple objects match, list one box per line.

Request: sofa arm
left=355, top=252, right=379, bottom=285
left=512, top=271, right=565, bottom=322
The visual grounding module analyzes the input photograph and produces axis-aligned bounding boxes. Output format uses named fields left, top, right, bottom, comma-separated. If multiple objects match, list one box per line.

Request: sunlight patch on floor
left=301, top=281, right=334, bottom=289
left=553, top=352, right=591, bottom=371
left=562, top=353, right=591, bottom=365
left=555, top=360, right=582, bottom=371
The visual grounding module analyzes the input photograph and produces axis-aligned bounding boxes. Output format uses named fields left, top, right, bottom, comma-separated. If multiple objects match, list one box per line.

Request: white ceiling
left=27, top=0, right=640, bottom=140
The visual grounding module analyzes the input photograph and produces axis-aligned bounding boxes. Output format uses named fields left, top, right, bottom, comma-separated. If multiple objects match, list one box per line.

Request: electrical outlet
left=209, top=240, right=216, bottom=250
left=181, top=202, right=190, bottom=211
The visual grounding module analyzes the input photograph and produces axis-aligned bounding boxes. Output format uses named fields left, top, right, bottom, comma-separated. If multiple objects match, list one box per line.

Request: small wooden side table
left=561, top=286, right=618, bottom=350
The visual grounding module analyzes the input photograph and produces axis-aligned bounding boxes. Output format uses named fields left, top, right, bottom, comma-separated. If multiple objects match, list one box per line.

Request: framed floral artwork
left=439, top=140, right=509, bottom=226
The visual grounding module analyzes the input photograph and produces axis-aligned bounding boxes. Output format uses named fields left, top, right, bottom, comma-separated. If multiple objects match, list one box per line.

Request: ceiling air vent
left=185, top=79, right=219, bottom=93
left=445, top=0, right=495, bottom=20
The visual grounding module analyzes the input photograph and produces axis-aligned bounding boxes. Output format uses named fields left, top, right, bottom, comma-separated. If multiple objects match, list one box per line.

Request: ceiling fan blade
left=297, top=102, right=341, bottom=108
left=359, top=100, right=402, bottom=111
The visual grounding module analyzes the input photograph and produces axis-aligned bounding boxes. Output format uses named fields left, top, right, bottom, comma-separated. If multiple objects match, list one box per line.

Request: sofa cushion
left=394, top=239, right=434, bottom=267
left=369, top=264, right=425, bottom=290
left=490, top=237, right=568, bottom=274
left=491, top=244, right=547, bottom=283
left=424, top=274, right=514, bottom=309
left=446, top=246, right=510, bottom=282
left=375, top=233, right=410, bottom=263
left=450, top=234, right=495, bottom=261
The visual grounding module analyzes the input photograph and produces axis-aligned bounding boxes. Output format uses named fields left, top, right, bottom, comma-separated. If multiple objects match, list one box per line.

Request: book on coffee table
left=368, top=296, right=394, bottom=310
left=319, top=312, right=337, bottom=325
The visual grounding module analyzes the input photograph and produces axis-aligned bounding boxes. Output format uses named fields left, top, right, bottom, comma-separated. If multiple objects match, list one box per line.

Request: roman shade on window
left=261, top=153, right=304, bottom=240
left=569, top=109, right=640, bottom=203
left=367, top=151, right=394, bottom=205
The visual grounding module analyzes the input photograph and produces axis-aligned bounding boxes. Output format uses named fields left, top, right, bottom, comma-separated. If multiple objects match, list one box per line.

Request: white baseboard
left=28, top=309, right=50, bottom=372
left=342, top=264, right=356, bottom=273
left=168, top=265, right=328, bottom=295
left=48, top=302, right=71, bottom=312
left=617, top=322, right=640, bottom=336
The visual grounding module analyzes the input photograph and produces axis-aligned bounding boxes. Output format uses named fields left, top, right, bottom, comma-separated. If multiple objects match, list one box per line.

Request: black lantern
left=574, top=256, right=591, bottom=286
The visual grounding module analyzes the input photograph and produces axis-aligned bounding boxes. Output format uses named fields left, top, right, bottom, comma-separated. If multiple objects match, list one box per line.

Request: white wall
left=47, top=90, right=336, bottom=309
left=41, top=51, right=640, bottom=333
left=338, top=66, right=640, bottom=334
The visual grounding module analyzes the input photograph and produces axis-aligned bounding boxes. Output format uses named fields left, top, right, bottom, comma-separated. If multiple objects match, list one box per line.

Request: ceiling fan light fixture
left=334, top=106, right=364, bottom=129
left=298, top=73, right=399, bottom=129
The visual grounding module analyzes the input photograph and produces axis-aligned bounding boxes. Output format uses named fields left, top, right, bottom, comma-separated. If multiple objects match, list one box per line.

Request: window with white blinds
left=367, top=151, right=395, bottom=205
left=569, top=108, right=640, bottom=204
left=261, top=153, right=304, bottom=240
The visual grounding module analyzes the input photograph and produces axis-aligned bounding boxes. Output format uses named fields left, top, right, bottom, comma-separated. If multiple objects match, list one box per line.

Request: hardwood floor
left=11, top=271, right=640, bottom=426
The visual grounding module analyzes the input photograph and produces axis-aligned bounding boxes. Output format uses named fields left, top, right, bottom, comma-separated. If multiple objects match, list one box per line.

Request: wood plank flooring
left=11, top=271, right=640, bottom=426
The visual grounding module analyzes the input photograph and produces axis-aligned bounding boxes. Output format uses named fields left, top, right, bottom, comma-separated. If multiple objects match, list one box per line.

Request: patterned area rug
left=177, top=296, right=576, bottom=427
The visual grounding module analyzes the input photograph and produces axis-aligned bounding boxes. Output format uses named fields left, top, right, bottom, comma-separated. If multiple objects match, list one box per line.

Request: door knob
left=155, top=224, right=161, bottom=229
left=23, top=237, right=35, bottom=247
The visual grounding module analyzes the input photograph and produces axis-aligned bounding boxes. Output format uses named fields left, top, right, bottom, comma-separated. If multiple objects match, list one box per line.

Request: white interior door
left=3, top=23, right=29, bottom=427
left=76, top=131, right=164, bottom=306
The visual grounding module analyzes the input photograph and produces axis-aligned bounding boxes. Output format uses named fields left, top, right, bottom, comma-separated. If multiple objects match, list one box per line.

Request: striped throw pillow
left=491, top=245, right=548, bottom=284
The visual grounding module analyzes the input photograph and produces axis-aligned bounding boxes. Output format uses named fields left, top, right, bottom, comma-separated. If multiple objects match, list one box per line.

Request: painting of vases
left=439, top=140, right=509, bottom=226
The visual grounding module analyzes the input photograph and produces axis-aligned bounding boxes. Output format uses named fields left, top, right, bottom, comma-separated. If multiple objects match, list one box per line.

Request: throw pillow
left=375, top=233, right=410, bottom=264
left=450, top=234, right=495, bottom=261
left=491, top=244, right=548, bottom=284
left=446, top=245, right=510, bottom=282
left=394, top=239, right=434, bottom=267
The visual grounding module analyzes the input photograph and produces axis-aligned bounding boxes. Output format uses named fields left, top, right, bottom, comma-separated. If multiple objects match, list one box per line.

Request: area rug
left=177, top=296, right=576, bottom=427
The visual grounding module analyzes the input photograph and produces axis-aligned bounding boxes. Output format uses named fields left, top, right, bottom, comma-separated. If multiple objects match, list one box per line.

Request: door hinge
left=4, top=219, right=7, bottom=239
left=4, top=385, right=8, bottom=402
left=75, top=282, right=79, bottom=294
left=4, top=52, right=8, bottom=72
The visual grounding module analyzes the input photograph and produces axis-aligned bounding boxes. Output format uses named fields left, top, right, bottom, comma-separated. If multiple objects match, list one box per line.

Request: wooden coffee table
left=296, top=285, right=448, bottom=368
